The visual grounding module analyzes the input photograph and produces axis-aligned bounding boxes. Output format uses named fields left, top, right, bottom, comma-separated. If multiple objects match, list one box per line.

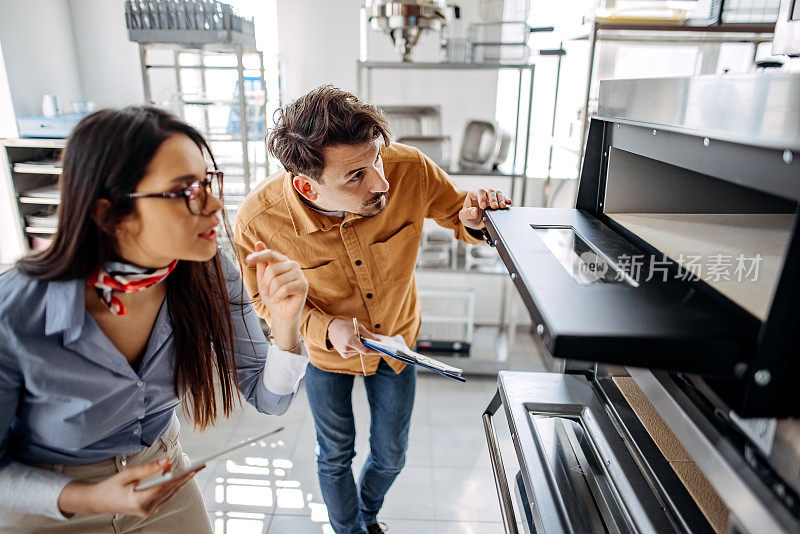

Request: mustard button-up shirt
left=235, top=143, right=481, bottom=375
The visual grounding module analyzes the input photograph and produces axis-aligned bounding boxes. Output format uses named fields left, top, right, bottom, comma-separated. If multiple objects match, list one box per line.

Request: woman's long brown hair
left=17, top=106, right=238, bottom=430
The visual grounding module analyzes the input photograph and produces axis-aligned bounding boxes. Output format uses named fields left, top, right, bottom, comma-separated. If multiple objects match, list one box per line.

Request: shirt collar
left=44, top=278, right=87, bottom=343
left=282, top=174, right=354, bottom=236
left=298, top=193, right=346, bottom=218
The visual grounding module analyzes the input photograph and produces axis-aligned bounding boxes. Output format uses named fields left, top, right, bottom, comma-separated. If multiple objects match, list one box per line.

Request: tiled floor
left=178, top=329, right=544, bottom=534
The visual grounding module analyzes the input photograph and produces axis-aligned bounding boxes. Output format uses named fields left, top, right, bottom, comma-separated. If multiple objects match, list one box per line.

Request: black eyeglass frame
left=125, top=170, right=223, bottom=215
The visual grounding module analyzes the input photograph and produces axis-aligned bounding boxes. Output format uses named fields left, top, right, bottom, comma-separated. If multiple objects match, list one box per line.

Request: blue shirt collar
left=44, top=278, right=87, bottom=344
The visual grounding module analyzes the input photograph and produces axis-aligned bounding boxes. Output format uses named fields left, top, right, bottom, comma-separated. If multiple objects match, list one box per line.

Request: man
left=235, top=85, right=511, bottom=534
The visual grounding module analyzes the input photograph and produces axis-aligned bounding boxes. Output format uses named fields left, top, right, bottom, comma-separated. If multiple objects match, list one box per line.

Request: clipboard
left=360, top=337, right=466, bottom=382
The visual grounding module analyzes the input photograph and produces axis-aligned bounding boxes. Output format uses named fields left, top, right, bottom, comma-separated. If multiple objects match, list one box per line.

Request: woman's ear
left=91, top=198, right=115, bottom=234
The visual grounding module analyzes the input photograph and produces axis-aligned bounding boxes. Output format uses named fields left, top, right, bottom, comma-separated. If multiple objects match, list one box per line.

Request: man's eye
left=350, top=173, right=363, bottom=183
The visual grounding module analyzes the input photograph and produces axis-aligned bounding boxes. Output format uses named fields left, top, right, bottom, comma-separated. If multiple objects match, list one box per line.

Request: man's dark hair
left=268, top=85, right=391, bottom=181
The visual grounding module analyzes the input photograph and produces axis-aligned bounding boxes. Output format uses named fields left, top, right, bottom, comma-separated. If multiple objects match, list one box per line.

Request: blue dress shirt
left=0, top=250, right=307, bottom=518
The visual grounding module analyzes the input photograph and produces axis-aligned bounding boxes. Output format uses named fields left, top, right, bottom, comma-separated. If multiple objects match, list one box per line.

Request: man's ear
left=292, top=175, right=319, bottom=201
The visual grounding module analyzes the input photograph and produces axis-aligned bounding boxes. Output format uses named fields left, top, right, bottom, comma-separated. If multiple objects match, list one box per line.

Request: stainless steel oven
left=483, top=73, right=800, bottom=533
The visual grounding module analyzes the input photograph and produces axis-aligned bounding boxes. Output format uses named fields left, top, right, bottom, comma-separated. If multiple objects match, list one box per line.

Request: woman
left=0, top=106, right=309, bottom=532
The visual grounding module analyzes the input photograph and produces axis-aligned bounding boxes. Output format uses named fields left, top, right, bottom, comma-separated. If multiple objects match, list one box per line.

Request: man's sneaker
left=366, top=521, right=388, bottom=534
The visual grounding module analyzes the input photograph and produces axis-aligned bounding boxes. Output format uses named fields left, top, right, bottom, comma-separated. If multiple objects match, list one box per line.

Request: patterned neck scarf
left=87, top=259, right=178, bottom=316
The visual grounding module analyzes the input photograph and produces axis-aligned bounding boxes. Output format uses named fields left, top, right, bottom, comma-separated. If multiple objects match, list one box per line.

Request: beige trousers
left=0, top=416, right=212, bottom=534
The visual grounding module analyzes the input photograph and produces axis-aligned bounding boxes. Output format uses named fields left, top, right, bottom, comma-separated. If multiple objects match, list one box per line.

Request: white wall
left=0, top=40, right=25, bottom=263
left=0, top=0, right=83, bottom=117
left=0, top=0, right=84, bottom=263
left=68, top=0, right=144, bottom=108
left=0, top=40, right=16, bottom=137
left=276, top=0, right=362, bottom=99
left=275, top=0, right=498, bottom=169
left=0, top=0, right=144, bottom=116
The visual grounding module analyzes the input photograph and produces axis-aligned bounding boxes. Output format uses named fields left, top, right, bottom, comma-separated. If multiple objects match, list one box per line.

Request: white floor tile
left=379, top=519, right=436, bottom=534
left=431, top=425, right=491, bottom=468
left=432, top=466, right=503, bottom=522
left=378, top=466, right=436, bottom=521
left=208, top=510, right=271, bottom=534
left=196, top=367, right=526, bottom=532
left=266, top=514, right=333, bottom=533
left=435, top=520, right=506, bottom=534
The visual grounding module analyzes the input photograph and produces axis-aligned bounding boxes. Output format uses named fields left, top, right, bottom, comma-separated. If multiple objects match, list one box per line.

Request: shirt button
left=366, top=293, right=373, bottom=299
left=133, top=429, right=140, bottom=436
left=375, top=324, right=381, bottom=329
left=138, top=415, right=144, bottom=420
left=136, top=380, right=143, bottom=387
left=355, top=260, right=362, bottom=266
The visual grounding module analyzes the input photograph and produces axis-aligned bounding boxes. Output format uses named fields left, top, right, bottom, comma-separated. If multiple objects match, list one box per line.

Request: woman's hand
left=246, top=242, right=308, bottom=351
left=57, top=457, right=199, bottom=518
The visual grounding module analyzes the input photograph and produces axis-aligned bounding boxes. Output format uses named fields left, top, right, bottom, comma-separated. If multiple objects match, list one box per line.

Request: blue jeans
left=305, top=359, right=416, bottom=534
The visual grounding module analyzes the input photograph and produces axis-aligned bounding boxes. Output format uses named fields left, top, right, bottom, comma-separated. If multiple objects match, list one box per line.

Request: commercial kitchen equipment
left=363, top=0, right=448, bottom=61
left=396, top=135, right=452, bottom=169
left=459, top=120, right=512, bottom=172
left=572, top=11, right=777, bottom=179
left=379, top=105, right=443, bottom=139
left=482, top=72, right=800, bottom=533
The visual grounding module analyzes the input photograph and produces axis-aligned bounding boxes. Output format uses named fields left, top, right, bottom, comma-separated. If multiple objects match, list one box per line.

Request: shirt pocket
left=369, top=222, right=422, bottom=286
left=302, top=259, right=352, bottom=308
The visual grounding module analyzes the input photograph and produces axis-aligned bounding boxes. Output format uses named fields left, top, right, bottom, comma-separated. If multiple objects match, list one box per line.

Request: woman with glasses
left=0, top=106, right=309, bottom=532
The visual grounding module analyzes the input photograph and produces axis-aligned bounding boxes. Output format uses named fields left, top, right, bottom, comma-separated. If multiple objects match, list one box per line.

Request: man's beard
left=357, top=193, right=388, bottom=217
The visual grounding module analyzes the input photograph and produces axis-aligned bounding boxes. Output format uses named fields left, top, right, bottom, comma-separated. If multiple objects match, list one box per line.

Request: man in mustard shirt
left=235, top=85, right=510, bottom=534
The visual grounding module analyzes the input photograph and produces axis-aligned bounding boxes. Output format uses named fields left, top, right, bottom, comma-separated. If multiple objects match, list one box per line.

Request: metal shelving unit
left=134, top=42, right=273, bottom=257
left=0, top=138, right=66, bottom=256
left=355, top=56, right=538, bottom=373
left=357, top=60, right=536, bottom=203
left=137, top=42, right=269, bottom=198
left=125, top=0, right=273, bottom=237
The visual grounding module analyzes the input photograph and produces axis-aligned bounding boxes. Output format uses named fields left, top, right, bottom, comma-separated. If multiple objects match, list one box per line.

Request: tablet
left=135, top=426, right=283, bottom=491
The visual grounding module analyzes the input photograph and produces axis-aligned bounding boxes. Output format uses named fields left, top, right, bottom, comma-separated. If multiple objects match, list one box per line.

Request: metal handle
left=483, top=390, right=519, bottom=534
left=538, top=48, right=567, bottom=56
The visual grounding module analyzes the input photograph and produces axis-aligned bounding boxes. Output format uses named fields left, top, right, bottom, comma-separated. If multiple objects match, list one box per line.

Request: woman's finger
left=267, top=270, right=300, bottom=299
left=246, top=248, right=290, bottom=266
left=271, top=280, right=307, bottom=305
left=264, top=259, right=299, bottom=278
left=252, top=242, right=268, bottom=283
left=136, top=471, right=195, bottom=508
left=147, top=474, right=195, bottom=512
left=120, top=458, right=170, bottom=485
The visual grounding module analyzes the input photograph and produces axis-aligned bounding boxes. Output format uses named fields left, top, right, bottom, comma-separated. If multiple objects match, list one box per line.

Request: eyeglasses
left=126, top=170, right=223, bottom=215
